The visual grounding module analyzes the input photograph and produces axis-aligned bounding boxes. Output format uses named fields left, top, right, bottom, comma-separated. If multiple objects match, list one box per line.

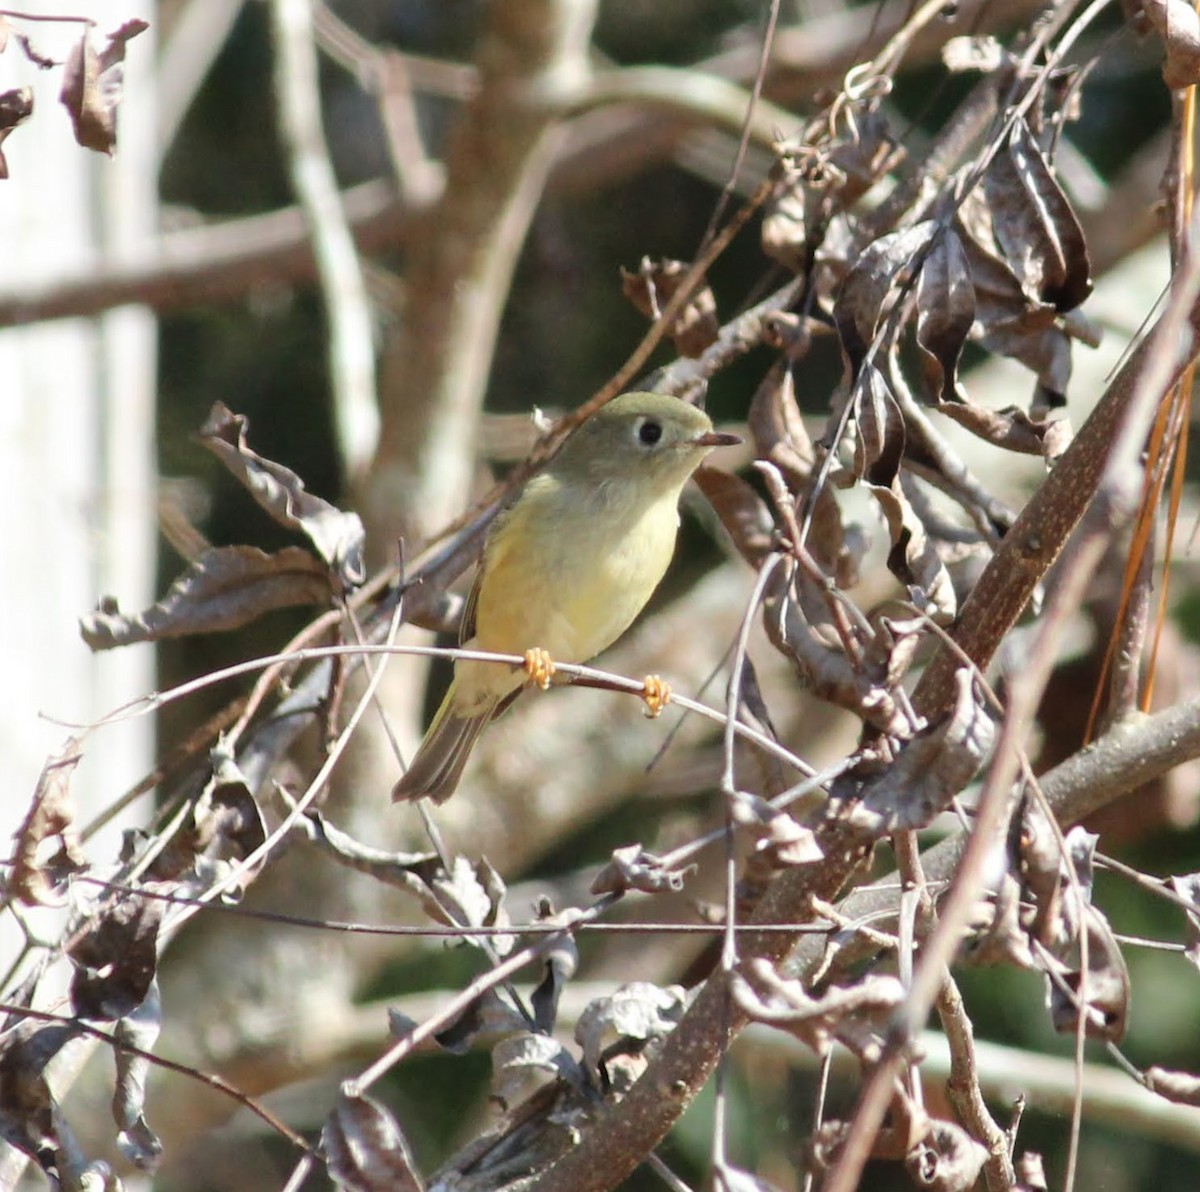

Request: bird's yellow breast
left=455, top=473, right=681, bottom=709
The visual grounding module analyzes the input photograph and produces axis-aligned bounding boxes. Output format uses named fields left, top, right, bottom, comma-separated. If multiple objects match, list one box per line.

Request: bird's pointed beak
left=693, top=429, right=742, bottom=448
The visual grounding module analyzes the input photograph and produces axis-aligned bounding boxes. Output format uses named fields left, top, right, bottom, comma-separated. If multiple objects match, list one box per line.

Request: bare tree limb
left=271, top=0, right=379, bottom=477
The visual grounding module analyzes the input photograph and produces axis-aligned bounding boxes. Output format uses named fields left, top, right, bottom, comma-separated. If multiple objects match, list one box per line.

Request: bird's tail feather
left=392, top=694, right=494, bottom=804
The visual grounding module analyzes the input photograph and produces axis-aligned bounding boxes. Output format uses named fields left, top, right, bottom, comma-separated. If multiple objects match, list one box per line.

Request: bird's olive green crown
left=551, top=392, right=735, bottom=484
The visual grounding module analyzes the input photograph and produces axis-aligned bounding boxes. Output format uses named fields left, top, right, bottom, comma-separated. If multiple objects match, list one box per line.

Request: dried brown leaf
left=58, top=20, right=148, bottom=155
left=113, top=983, right=163, bottom=1171
left=574, top=982, right=687, bottom=1093
left=1142, top=1064, right=1200, bottom=1107
left=1047, top=906, right=1129, bottom=1042
left=761, top=168, right=808, bottom=273
left=15, top=32, right=55, bottom=70
left=0, top=1022, right=75, bottom=1174
left=0, top=86, right=33, bottom=179
left=303, top=816, right=512, bottom=947
left=983, top=119, right=1092, bottom=314
left=731, top=957, right=904, bottom=1060
left=904, top=1119, right=988, bottom=1192
left=9, top=738, right=87, bottom=907
left=693, top=464, right=776, bottom=569
left=590, top=844, right=687, bottom=896
left=530, top=906, right=579, bottom=1033
left=834, top=221, right=936, bottom=380
left=916, top=228, right=975, bottom=405
left=962, top=874, right=1036, bottom=968
left=490, top=1033, right=579, bottom=1111
left=324, top=1084, right=424, bottom=1192
left=747, top=365, right=816, bottom=491
left=181, top=750, right=269, bottom=896
left=199, top=402, right=365, bottom=587
left=854, top=364, right=906, bottom=488
left=68, top=890, right=164, bottom=1021
left=80, top=544, right=332, bottom=649
left=620, top=257, right=719, bottom=357
left=1141, top=0, right=1200, bottom=87
left=429, top=990, right=527, bottom=1054
left=955, top=209, right=1074, bottom=400
left=1168, top=872, right=1200, bottom=970
left=855, top=668, right=994, bottom=830
left=937, top=401, right=1072, bottom=460
left=853, top=369, right=955, bottom=619
left=762, top=560, right=910, bottom=736
left=749, top=369, right=854, bottom=583
left=729, top=789, right=824, bottom=868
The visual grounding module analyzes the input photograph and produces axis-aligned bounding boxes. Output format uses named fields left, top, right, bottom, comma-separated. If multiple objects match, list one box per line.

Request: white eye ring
left=635, top=417, right=663, bottom=447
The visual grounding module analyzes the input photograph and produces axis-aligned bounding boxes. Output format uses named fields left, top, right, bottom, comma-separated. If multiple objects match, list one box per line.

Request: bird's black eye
left=637, top=418, right=663, bottom=446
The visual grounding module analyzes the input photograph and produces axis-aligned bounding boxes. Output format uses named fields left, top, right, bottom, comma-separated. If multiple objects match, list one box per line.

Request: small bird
left=392, top=392, right=741, bottom=803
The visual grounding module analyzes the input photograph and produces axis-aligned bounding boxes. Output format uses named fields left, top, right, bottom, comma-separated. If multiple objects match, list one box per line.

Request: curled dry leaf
left=1139, top=0, right=1200, bottom=88
left=904, top=1118, right=988, bottom=1192
left=68, top=889, right=164, bottom=1022
left=984, top=119, right=1092, bottom=315
left=854, top=363, right=906, bottom=488
left=733, top=788, right=823, bottom=909
left=574, top=982, right=687, bottom=1094
left=1046, top=904, right=1130, bottom=1042
left=937, top=401, right=1072, bottom=461
left=80, top=544, right=333, bottom=650
left=59, top=20, right=148, bottom=155
left=490, top=1033, right=581, bottom=1111
left=942, top=34, right=1007, bottom=73
left=0, top=1022, right=76, bottom=1175
left=729, top=789, right=824, bottom=868
left=731, top=957, right=905, bottom=1061
left=590, top=844, right=688, bottom=896
left=955, top=191, right=1075, bottom=401
left=0, top=86, right=33, bottom=179
left=323, top=1083, right=424, bottom=1192
left=9, top=737, right=87, bottom=907
left=1017, top=813, right=1126, bottom=1040
left=200, top=402, right=366, bottom=587
left=747, top=364, right=816, bottom=491
left=174, top=749, right=269, bottom=899
left=962, top=873, right=1037, bottom=969
left=1168, top=872, right=1200, bottom=970
left=430, top=989, right=528, bottom=1054
left=915, top=227, right=975, bottom=406
left=530, top=908, right=580, bottom=1034
left=762, top=559, right=912, bottom=737
left=824, top=110, right=901, bottom=210
left=761, top=166, right=809, bottom=274
left=112, top=982, right=163, bottom=1171
left=412, top=855, right=511, bottom=950
left=855, top=667, right=994, bottom=831
left=304, top=817, right=512, bottom=951
left=1010, top=793, right=1061, bottom=948
left=620, top=257, right=719, bottom=357
left=749, top=367, right=856, bottom=584
left=1142, top=1064, right=1200, bottom=1107
left=834, top=221, right=936, bottom=381
left=1015, top=1150, right=1049, bottom=1191
left=693, top=465, right=776, bottom=569
left=856, top=366, right=956, bottom=620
